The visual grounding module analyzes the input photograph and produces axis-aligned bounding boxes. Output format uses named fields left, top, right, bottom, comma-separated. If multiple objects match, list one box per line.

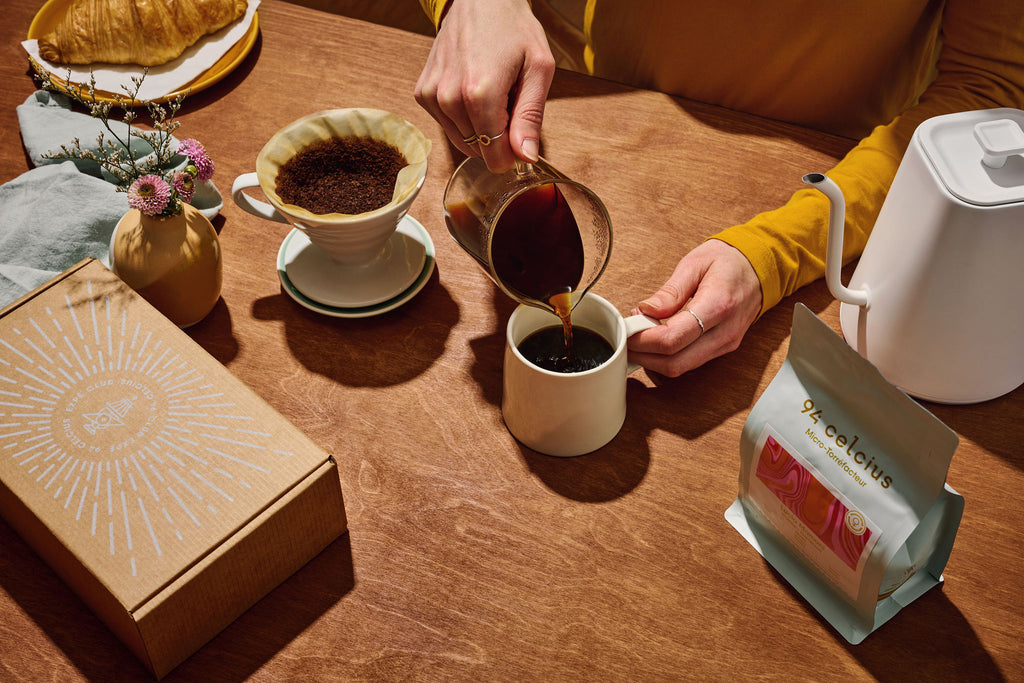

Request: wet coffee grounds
left=275, top=136, right=407, bottom=214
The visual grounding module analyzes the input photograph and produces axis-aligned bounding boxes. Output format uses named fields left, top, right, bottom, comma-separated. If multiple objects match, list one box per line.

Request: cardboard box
left=0, top=259, right=347, bottom=678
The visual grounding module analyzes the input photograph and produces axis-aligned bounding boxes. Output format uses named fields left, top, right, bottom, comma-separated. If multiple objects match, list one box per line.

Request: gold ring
left=462, top=134, right=478, bottom=145
left=686, top=308, right=705, bottom=335
left=476, top=130, right=505, bottom=146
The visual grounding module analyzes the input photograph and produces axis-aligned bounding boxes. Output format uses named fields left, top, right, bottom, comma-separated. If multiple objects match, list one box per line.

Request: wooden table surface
left=2, top=1, right=1022, bottom=680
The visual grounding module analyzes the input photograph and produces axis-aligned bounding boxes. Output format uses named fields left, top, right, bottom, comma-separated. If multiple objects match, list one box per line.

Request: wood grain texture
left=2, top=1, right=1022, bottom=680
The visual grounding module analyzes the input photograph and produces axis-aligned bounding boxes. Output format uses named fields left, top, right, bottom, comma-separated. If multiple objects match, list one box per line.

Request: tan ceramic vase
left=110, top=203, right=222, bottom=327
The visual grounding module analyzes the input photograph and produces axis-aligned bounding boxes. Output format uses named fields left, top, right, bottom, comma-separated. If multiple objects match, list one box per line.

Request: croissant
left=38, top=0, right=248, bottom=67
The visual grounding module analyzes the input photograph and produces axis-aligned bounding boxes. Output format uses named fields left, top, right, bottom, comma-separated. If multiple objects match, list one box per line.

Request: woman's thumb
left=509, top=60, right=552, bottom=162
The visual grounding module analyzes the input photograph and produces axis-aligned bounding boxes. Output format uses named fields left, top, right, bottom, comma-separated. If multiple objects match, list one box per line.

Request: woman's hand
left=414, top=0, right=555, bottom=173
left=627, top=239, right=763, bottom=377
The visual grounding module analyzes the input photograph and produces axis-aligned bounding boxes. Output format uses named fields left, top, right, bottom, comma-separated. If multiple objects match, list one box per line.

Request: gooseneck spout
left=802, top=173, right=870, bottom=309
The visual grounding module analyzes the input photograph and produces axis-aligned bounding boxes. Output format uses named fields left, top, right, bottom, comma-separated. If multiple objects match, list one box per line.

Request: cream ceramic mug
left=502, top=293, right=658, bottom=457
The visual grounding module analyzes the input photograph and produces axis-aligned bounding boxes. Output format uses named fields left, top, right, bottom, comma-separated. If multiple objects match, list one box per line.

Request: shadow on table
left=186, top=296, right=240, bottom=365
left=250, top=268, right=457, bottom=387
left=921, top=389, right=1024, bottom=474
left=845, top=587, right=1005, bottom=682
left=737, top=520, right=1004, bottom=680
left=171, top=533, right=355, bottom=681
left=766, top=560, right=1005, bottom=681
left=0, top=518, right=354, bottom=681
left=467, top=284, right=837, bottom=503
left=515, top=316, right=779, bottom=503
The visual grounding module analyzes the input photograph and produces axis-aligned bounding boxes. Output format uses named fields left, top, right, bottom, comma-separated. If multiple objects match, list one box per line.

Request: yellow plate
left=27, top=0, right=259, bottom=105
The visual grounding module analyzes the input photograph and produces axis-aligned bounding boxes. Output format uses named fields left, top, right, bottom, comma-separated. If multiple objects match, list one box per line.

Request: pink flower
left=128, top=174, right=172, bottom=215
left=177, top=138, right=214, bottom=183
left=172, top=171, right=195, bottom=203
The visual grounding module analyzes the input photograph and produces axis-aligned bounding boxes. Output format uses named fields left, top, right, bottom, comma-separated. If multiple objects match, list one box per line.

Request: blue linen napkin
left=0, top=161, right=124, bottom=306
left=16, top=90, right=223, bottom=216
left=16, top=89, right=155, bottom=177
left=1, top=91, right=222, bottom=308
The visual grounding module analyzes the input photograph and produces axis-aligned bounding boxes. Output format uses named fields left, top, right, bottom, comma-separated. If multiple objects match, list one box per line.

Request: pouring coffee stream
left=488, top=165, right=585, bottom=362
left=444, top=157, right=612, bottom=371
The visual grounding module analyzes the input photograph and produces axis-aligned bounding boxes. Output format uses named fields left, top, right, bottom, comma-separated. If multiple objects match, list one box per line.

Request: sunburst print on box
left=0, top=267, right=317, bottom=601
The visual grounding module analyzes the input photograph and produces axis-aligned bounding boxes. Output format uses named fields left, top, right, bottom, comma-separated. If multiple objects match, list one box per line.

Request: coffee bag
left=725, top=304, right=963, bottom=644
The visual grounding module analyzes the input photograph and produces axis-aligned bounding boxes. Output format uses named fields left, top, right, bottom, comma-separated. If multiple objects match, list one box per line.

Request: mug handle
left=623, top=313, right=660, bottom=375
left=231, top=172, right=289, bottom=223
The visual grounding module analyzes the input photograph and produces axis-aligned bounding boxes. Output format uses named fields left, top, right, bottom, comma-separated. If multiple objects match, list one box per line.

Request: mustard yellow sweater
left=420, top=0, right=1024, bottom=313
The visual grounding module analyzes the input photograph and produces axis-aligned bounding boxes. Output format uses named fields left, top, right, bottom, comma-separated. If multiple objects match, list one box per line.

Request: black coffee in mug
left=517, top=325, right=614, bottom=373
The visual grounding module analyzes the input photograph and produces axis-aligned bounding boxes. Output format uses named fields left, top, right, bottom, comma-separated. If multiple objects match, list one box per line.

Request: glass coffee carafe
left=443, top=156, right=612, bottom=321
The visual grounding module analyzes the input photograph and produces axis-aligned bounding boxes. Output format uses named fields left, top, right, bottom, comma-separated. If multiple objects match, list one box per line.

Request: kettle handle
left=802, top=173, right=870, bottom=309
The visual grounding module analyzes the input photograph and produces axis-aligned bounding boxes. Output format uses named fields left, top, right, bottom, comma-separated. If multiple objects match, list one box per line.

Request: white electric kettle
left=804, top=108, right=1024, bottom=404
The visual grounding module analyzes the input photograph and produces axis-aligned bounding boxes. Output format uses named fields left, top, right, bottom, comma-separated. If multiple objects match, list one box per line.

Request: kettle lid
left=919, top=108, right=1024, bottom=207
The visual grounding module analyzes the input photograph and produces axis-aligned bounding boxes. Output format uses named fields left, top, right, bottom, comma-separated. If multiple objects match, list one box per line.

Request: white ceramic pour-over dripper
left=232, top=108, right=431, bottom=266
left=803, top=109, right=1024, bottom=404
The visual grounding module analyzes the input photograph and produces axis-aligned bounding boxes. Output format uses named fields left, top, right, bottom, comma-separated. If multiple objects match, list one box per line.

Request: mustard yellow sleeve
left=714, top=0, right=1024, bottom=315
left=418, top=0, right=449, bottom=31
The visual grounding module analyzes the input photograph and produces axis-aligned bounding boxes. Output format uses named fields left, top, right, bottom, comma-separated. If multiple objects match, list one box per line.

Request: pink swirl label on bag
left=756, top=434, right=871, bottom=570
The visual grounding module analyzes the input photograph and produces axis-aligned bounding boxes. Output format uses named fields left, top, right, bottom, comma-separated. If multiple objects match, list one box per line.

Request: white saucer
left=280, top=216, right=427, bottom=308
left=277, top=215, right=435, bottom=318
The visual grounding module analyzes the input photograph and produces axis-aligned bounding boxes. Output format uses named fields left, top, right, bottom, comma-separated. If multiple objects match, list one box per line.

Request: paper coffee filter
left=256, top=108, right=431, bottom=219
